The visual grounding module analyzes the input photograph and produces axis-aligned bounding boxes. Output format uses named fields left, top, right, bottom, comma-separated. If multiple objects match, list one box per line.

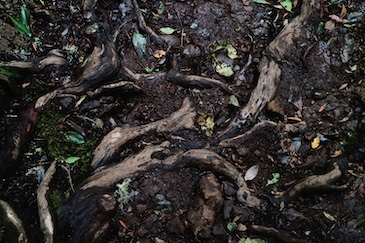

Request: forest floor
left=0, top=0, right=365, bottom=242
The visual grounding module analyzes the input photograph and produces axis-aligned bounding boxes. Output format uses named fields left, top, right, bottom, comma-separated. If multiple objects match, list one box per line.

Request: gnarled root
left=91, top=97, right=196, bottom=168
left=220, top=0, right=318, bottom=139
left=63, top=145, right=261, bottom=242
left=0, top=200, right=28, bottom=242
left=276, top=163, right=344, bottom=204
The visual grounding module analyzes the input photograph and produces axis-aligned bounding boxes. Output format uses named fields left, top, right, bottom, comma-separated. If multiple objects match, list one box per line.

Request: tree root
left=35, top=23, right=120, bottom=110
left=276, top=163, right=343, bottom=204
left=0, top=49, right=67, bottom=72
left=132, top=0, right=179, bottom=47
left=248, top=224, right=311, bottom=243
left=166, top=70, right=234, bottom=94
left=0, top=200, right=28, bottom=242
left=91, top=97, right=196, bottom=168
left=37, top=160, right=57, bottom=243
left=63, top=144, right=261, bottom=242
left=220, top=0, right=317, bottom=139
left=86, top=80, right=143, bottom=98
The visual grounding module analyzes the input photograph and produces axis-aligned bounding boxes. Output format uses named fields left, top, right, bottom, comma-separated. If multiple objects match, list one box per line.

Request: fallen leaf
left=280, top=0, right=293, bottom=12
left=132, top=32, right=147, bottom=57
left=153, top=50, right=166, bottom=59
left=318, top=104, right=326, bottom=112
left=338, top=83, right=348, bottom=90
left=323, top=211, right=336, bottom=221
left=160, top=27, right=175, bottom=35
left=197, top=115, right=206, bottom=126
left=311, top=136, right=320, bottom=149
left=229, top=95, right=240, bottom=107
left=226, top=44, right=238, bottom=59
left=329, top=14, right=349, bottom=24
left=331, top=150, right=342, bottom=157
left=215, top=62, right=234, bottom=77
left=66, top=156, right=80, bottom=164
left=245, top=165, right=259, bottom=181
left=324, top=20, right=335, bottom=31
left=340, top=5, right=347, bottom=19
left=206, top=116, right=214, bottom=130
left=252, top=0, right=271, bottom=5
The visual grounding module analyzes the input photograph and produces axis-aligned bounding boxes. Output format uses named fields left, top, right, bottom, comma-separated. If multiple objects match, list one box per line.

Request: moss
left=48, top=190, right=62, bottom=217
left=36, top=108, right=95, bottom=175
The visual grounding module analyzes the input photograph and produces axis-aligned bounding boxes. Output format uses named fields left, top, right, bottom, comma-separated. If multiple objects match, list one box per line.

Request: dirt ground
left=0, top=0, right=365, bottom=242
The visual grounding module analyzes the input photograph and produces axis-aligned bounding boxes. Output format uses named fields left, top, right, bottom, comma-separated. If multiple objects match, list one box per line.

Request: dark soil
left=1, top=0, right=365, bottom=242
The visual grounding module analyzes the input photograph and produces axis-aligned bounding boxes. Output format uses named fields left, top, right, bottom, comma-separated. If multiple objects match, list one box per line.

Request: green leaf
left=266, top=173, right=280, bottom=186
left=157, top=3, right=165, bottom=15
left=226, top=44, right=238, bottom=59
left=215, top=62, right=234, bottom=77
left=8, top=15, right=32, bottom=37
left=229, top=95, right=240, bottom=107
left=132, top=32, right=147, bottom=57
left=227, top=222, right=237, bottom=232
left=160, top=27, right=175, bottom=35
left=66, top=156, right=80, bottom=164
left=20, top=6, right=30, bottom=27
left=145, top=67, right=154, bottom=73
left=280, top=0, right=293, bottom=12
left=65, top=131, right=85, bottom=144
left=252, top=0, right=271, bottom=5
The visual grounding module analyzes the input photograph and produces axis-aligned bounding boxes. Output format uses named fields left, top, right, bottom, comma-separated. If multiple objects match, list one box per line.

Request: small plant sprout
left=8, top=6, right=32, bottom=37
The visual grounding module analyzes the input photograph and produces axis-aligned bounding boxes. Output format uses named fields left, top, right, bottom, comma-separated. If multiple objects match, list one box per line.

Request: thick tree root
left=91, top=97, right=196, bottom=168
left=220, top=0, right=317, bottom=139
left=63, top=144, right=261, bottom=242
left=276, top=163, right=343, bottom=203
left=0, top=200, right=28, bottom=242
left=0, top=107, right=38, bottom=178
left=35, top=23, right=120, bottom=110
left=248, top=225, right=311, bottom=243
left=37, top=160, right=57, bottom=243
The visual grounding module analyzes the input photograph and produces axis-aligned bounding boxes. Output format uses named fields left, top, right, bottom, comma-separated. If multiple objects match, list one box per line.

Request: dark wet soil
left=1, top=0, right=365, bottom=242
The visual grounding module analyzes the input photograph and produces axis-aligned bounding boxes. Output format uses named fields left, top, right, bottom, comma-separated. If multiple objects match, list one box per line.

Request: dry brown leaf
left=340, top=5, right=347, bottom=19
left=324, top=20, right=335, bottom=31
left=329, top=14, right=349, bottom=24
left=331, top=150, right=342, bottom=158
left=318, top=104, right=326, bottom=112
left=266, top=99, right=285, bottom=116
left=338, top=83, right=348, bottom=90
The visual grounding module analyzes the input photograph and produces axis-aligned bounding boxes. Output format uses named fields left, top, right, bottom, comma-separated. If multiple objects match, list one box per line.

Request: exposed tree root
left=37, top=160, right=57, bottom=243
left=0, top=106, right=38, bottom=178
left=248, top=224, right=311, bottom=243
left=0, top=200, right=28, bottom=242
left=63, top=144, right=261, bottom=242
left=276, top=163, right=344, bottom=203
left=35, top=23, right=120, bottom=110
left=91, top=97, right=196, bottom=168
left=86, top=80, right=143, bottom=98
left=0, top=49, right=67, bottom=72
left=166, top=70, right=234, bottom=94
left=220, top=0, right=318, bottom=139
left=132, top=0, right=179, bottom=47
